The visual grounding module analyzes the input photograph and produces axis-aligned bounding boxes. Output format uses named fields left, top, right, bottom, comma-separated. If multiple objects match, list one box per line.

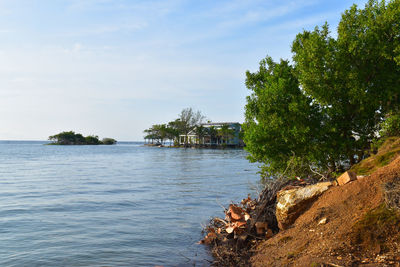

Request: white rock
left=318, top=217, right=327, bottom=225
left=276, top=182, right=332, bottom=230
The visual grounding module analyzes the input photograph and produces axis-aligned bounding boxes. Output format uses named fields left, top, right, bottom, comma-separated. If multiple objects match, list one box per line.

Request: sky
left=0, top=0, right=369, bottom=141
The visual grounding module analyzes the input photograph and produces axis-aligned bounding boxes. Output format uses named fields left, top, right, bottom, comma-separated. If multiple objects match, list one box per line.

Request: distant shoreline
left=144, top=143, right=243, bottom=149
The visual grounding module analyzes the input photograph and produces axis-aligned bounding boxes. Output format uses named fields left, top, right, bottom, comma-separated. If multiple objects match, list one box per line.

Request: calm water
left=0, top=141, right=260, bottom=267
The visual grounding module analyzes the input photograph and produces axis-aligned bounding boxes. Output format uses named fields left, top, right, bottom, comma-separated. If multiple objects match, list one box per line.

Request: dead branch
left=309, top=165, right=327, bottom=180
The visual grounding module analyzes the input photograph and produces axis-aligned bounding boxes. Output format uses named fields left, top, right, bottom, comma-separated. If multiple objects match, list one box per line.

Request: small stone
left=337, top=256, right=343, bottom=260
left=337, top=171, right=357, bottom=186
left=265, top=229, right=274, bottom=238
left=318, top=217, right=327, bottom=225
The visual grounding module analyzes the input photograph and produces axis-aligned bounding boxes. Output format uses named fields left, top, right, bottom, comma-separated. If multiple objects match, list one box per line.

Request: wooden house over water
left=179, top=122, right=242, bottom=147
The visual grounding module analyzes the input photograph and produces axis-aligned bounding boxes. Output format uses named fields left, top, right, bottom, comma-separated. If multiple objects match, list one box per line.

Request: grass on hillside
left=350, top=137, right=400, bottom=175
left=351, top=203, right=400, bottom=253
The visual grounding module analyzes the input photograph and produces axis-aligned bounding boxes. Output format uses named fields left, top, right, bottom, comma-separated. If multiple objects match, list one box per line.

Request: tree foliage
left=244, top=0, right=400, bottom=179
left=85, top=135, right=101, bottom=145
left=244, top=58, right=321, bottom=178
left=49, top=131, right=86, bottom=145
left=380, top=112, right=400, bottom=138
left=143, top=108, right=205, bottom=145
left=178, top=108, right=205, bottom=144
left=49, top=131, right=116, bottom=145
left=218, top=123, right=236, bottom=144
left=194, top=125, right=207, bottom=144
left=101, top=138, right=117, bottom=145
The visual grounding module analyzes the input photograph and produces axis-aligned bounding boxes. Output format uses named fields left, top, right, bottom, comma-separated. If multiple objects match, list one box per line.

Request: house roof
left=201, top=122, right=240, bottom=126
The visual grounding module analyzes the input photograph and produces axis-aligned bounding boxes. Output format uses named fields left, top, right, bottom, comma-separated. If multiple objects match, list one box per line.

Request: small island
left=48, top=131, right=117, bottom=145
left=144, top=107, right=244, bottom=148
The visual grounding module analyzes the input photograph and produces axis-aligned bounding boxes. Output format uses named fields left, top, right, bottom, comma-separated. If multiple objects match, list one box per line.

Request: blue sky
left=0, top=0, right=368, bottom=141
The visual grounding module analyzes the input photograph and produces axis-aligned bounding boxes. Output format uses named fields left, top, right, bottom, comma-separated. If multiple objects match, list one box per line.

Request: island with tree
left=48, top=131, right=117, bottom=145
left=143, top=107, right=244, bottom=148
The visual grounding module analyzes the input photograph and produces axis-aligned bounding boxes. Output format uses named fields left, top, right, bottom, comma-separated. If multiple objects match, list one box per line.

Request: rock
left=276, top=182, right=332, bottom=230
left=337, top=171, right=357, bottom=186
left=255, top=222, right=268, bottom=235
left=357, top=175, right=365, bottom=180
left=318, top=217, right=327, bottom=225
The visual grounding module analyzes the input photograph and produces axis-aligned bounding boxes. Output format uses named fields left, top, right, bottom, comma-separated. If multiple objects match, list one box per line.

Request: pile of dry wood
left=199, top=195, right=274, bottom=246
left=199, top=178, right=296, bottom=266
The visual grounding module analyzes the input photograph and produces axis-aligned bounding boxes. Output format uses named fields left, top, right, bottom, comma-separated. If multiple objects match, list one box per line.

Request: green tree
left=101, top=138, right=117, bottom=145
left=244, top=0, right=400, bottom=178
left=244, top=57, right=321, bottom=178
left=380, top=112, right=400, bottom=137
left=292, top=0, right=400, bottom=165
left=165, top=121, right=181, bottom=145
left=194, top=125, right=207, bottom=145
left=207, top=126, right=218, bottom=144
left=143, top=128, right=155, bottom=144
left=49, top=131, right=115, bottom=145
left=85, top=135, right=101, bottom=145
left=217, top=124, right=235, bottom=144
left=153, top=124, right=168, bottom=145
left=49, top=131, right=85, bottom=145
left=143, top=124, right=165, bottom=144
left=177, top=108, right=205, bottom=145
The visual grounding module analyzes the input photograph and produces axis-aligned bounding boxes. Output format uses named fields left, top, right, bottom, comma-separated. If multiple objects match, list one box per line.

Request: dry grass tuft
left=383, top=178, right=400, bottom=211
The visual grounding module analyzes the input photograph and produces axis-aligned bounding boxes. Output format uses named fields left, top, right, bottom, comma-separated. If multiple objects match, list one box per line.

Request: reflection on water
left=0, top=141, right=260, bottom=266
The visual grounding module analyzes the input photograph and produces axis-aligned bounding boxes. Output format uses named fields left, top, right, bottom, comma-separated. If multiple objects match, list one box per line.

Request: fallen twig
left=213, top=217, right=228, bottom=225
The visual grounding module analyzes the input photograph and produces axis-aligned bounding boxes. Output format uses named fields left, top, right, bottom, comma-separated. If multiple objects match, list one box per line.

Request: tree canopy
left=143, top=107, right=205, bottom=145
left=49, top=131, right=116, bottom=145
left=177, top=108, right=205, bottom=144
left=244, top=0, right=400, bottom=179
left=244, top=58, right=321, bottom=178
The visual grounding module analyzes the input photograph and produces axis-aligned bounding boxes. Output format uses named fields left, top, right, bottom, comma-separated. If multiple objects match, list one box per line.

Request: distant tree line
left=243, top=0, right=400, bottom=179
left=49, top=131, right=117, bottom=145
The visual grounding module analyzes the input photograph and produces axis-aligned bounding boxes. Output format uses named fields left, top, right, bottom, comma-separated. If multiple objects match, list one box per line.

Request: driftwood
left=199, top=178, right=303, bottom=266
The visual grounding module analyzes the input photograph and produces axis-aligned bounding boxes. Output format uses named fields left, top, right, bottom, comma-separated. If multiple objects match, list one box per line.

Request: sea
left=0, top=141, right=260, bottom=267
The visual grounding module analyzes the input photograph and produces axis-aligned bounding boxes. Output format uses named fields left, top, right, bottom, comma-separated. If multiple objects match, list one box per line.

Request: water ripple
left=0, top=141, right=260, bottom=266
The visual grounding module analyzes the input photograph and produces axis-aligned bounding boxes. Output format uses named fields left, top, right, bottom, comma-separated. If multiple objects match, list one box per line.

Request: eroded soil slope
left=251, top=157, right=400, bottom=266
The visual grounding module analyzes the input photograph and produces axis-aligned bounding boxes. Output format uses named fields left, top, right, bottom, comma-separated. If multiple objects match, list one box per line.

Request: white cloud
left=0, top=0, right=370, bottom=140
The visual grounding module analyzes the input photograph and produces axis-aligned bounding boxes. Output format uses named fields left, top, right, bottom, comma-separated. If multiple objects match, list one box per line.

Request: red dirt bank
left=251, top=157, right=400, bottom=266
